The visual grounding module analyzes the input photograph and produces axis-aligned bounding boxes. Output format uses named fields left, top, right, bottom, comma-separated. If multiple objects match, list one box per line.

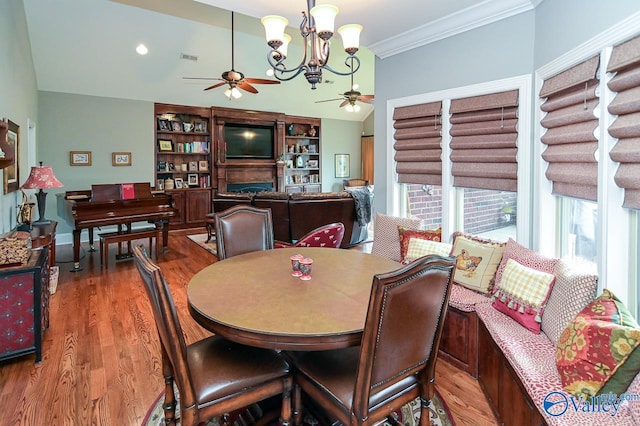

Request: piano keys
left=58, top=182, right=177, bottom=271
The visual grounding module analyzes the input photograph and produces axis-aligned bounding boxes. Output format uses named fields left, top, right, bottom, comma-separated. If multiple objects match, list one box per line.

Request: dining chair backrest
left=353, top=255, right=455, bottom=423
left=132, top=245, right=197, bottom=414
left=214, top=205, right=275, bottom=260
left=294, top=222, right=345, bottom=248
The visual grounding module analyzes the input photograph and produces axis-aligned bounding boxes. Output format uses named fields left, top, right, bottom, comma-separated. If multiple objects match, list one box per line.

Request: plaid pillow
left=398, top=226, right=441, bottom=262
left=491, top=258, right=556, bottom=333
left=402, top=238, right=452, bottom=264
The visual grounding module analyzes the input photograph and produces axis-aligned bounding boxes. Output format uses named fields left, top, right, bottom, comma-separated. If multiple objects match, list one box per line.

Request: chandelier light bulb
left=310, top=4, right=338, bottom=39
left=266, top=68, right=275, bottom=76
left=338, top=24, right=362, bottom=54
left=261, top=15, right=288, bottom=48
left=135, top=44, right=148, bottom=55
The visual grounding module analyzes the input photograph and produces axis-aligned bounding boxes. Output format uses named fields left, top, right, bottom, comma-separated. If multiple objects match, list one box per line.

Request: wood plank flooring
left=0, top=229, right=497, bottom=426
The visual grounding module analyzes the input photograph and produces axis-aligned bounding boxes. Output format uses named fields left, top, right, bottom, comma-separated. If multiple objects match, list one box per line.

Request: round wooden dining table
left=187, top=247, right=401, bottom=351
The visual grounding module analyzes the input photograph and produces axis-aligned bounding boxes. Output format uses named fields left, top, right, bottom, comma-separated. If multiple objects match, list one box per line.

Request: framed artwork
left=194, top=120, right=207, bottom=133
left=174, top=178, right=184, bottom=189
left=157, top=117, right=170, bottom=131
left=307, top=159, right=318, bottom=168
left=158, top=140, right=173, bottom=152
left=188, top=161, right=198, bottom=171
left=70, top=151, right=92, bottom=166
left=335, top=154, right=350, bottom=178
left=112, top=152, right=131, bottom=166
left=170, top=120, right=183, bottom=132
left=198, top=160, right=208, bottom=171
left=2, top=119, right=19, bottom=194
left=187, top=174, right=199, bottom=186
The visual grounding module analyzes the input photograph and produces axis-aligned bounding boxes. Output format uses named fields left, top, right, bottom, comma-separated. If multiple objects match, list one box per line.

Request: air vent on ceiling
left=180, top=53, right=198, bottom=61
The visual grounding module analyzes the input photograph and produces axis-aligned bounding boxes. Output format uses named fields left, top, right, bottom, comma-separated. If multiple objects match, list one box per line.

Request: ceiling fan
left=315, top=68, right=374, bottom=112
left=183, top=11, right=279, bottom=99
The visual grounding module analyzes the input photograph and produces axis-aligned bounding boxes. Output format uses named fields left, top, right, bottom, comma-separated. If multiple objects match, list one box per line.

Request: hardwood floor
left=0, top=229, right=497, bottom=426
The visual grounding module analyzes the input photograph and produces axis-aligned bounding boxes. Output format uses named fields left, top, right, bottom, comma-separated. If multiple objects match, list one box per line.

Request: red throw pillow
left=397, top=226, right=441, bottom=262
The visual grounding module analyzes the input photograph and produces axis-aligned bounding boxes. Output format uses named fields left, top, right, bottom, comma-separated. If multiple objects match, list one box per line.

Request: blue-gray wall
left=373, top=0, right=640, bottom=214
left=0, top=0, right=38, bottom=232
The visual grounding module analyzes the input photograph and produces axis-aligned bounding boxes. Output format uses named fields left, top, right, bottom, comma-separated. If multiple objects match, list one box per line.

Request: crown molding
left=369, top=0, right=541, bottom=59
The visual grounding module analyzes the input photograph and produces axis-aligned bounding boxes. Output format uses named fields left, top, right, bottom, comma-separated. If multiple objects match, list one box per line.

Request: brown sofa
left=213, top=191, right=371, bottom=248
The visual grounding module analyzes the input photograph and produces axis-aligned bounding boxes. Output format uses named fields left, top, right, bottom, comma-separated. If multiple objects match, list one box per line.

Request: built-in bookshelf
left=283, top=116, right=321, bottom=193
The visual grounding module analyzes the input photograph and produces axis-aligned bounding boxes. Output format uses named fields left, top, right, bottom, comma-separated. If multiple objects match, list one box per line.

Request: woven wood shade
left=607, top=34, right=640, bottom=209
left=540, top=55, right=600, bottom=201
left=393, top=101, right=442, bottom=185
left=449, top=90, right=519, bottom=192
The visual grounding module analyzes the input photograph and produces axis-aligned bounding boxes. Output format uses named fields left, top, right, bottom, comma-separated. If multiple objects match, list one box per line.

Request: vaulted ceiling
left=22, top=0, right=541, bottom=121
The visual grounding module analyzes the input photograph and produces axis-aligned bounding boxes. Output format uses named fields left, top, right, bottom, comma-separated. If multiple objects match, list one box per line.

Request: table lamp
left=21, top=161, right=64, bottom=225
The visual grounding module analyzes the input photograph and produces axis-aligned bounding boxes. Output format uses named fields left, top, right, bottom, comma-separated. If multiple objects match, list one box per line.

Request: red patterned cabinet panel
left=0, top=248, right=49, bottom=363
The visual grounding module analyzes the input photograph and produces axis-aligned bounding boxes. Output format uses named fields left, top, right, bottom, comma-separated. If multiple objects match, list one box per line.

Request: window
left=559, top=198, right=598, bottom=264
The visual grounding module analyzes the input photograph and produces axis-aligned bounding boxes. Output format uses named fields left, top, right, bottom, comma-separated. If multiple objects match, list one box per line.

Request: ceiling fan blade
left=359, top=95, right=375, bottom=103
left=315, top=98, right=345, bottom=103
left=238, top=82, right=259, bottom=94
left=203, top=82, right=227, bottom=91
left=183, top=77, right=223, bottom=81
left=244, top=77, right=280, bottom=85
left=339, top=100, right=350, bottom=108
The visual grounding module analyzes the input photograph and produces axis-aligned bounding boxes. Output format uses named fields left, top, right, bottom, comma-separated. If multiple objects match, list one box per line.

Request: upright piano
left=58, top=182, right=177, bottom=271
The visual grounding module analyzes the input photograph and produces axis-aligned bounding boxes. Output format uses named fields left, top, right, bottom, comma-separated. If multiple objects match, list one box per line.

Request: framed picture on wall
left=112, top=152, right=131, bottom=166
left=2, top=118, right=19, bottom=194
left=70, top=151, right=92, bottom=166
left=335, top=154, right=350, bottom=178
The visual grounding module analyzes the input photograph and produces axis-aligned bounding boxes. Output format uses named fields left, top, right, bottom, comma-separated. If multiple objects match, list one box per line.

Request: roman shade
left=449, top=90, right=519, bottom=192
left=393, top=101, right=442, bottom=185
left=607, top=34, right=640, bottom=209
left=539, top=55, right=600, bottom=201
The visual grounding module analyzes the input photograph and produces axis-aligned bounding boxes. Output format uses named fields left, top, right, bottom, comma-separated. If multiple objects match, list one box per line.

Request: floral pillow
left=491, top=258, right=556, bottom=333
left=556, top=289, right=640, bottom=398
left=397, top=226, right=441, bottom=262
left=402, top=238, right=452, bottom=264
left=450, top=232, right=506, bottom=294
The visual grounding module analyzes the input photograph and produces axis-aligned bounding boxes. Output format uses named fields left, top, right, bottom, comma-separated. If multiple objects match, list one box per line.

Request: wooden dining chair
left=287, top=255, right=455, bottom=426
left=214, top=205, right=275, bottom=260
left=343, top=178, right=369, bottom=189
left=132, top=245, right=293, bottom=426
left=275, top=222, right=345, bottom=248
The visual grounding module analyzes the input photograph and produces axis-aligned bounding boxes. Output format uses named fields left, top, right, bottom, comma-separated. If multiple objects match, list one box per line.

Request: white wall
left=0, top=0, right=38, bottom=232
left=320, top=118, right=364, bottom=192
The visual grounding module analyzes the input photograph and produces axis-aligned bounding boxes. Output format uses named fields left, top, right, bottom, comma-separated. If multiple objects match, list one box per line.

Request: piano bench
left=99, top=227, right=160, bottom=268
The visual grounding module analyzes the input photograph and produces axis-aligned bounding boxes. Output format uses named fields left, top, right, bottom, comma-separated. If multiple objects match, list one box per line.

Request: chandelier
left=261, top=0, right=363, bottom=89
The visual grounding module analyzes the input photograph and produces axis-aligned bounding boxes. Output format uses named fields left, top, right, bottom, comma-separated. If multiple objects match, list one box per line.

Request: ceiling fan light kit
left=261, top=0, right=363, bottom=89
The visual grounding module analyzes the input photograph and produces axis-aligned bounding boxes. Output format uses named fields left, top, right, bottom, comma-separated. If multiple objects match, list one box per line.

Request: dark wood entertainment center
left=154, top=104, right=322, bottom=228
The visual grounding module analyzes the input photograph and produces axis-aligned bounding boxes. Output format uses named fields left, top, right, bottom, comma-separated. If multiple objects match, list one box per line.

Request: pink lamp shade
left=20, top=162, right=63, bottom=225
left=21, top=164, right=64, bottom=189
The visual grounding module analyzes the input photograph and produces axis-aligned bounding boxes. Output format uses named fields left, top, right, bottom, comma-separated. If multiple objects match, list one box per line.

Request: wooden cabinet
left=155, top=103, right=213, bottom=227
left=0, top=248, right=49, bottom=363
left=283, top=116, right=321, bottom=193
left=438, top=306, right=479, bottom=377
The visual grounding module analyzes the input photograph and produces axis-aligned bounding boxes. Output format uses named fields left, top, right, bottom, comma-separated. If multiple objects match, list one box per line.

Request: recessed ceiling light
left=136, top=44, right=149, bottom=55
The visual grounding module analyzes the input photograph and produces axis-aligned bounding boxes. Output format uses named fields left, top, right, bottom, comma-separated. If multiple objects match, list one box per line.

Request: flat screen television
left=224, top=123, right=274, bottom=159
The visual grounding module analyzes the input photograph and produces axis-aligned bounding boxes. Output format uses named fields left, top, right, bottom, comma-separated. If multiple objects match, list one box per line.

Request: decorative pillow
left=491, top=258, right=556, bottom=333
left=402, top=238, right=452, bottom=264
left=494, top=238, right=558, bottom=291
left=371, top=213, right=423, bottom=262
left=541, top=258, right=598, bottom=346
left=398, top=226, right=441, bottom=262
left=556, top=289, right=640, bottom=398
left=450, top=232, right=506, bottom=294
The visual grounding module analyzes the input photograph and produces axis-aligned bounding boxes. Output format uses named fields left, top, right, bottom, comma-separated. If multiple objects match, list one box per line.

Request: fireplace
left=226, top=182, right=274, bottom=193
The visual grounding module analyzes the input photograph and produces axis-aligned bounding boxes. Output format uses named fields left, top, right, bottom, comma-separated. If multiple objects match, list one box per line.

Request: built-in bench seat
left=99, top=227, right=160, bottom=268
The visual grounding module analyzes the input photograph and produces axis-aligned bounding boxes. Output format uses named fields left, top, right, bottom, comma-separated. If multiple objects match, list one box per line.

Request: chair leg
left=419, top=396, right=432, bottom=426
left=280, top=386, right=292, bottom=426
left=161, top=347, right=177, bottom=425
left=292, top=383, right=302, bottom=426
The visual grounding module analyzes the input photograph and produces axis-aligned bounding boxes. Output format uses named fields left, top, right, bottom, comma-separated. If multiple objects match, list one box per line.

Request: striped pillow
left=491, top=258, right=556, bottom=333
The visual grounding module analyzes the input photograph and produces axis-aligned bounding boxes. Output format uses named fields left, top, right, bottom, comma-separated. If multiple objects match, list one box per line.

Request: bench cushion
left=476, top=303, right=637, bottom=425
left=449, top=283, right=490, bottom=312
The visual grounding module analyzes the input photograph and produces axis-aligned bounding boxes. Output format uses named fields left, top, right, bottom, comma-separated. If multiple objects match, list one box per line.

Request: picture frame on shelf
left=174, top=177, right=183, bottom=189
left=2, top=118, right=19, bottom=194
left=308, top=144, right=317, bottom=154
left=198, top=160, right=208, bottom=171
left=170, top=120, right=183, bottom=132
left=187, top=174, right=199, bottom=187
left=335, top=154, right=350, bottom=178
left=307, top=159, right=318, bottom=168
left=189, top=161, right=198, bottom=171
left=194, top=120, right=207, bottom=133
left=157, top=117, right=170, bottom=131
left=70, top=151, right=92, bottom=166
left=112, top=152, right=131, bottom=166
left=158, top=140, right=173, bottom=152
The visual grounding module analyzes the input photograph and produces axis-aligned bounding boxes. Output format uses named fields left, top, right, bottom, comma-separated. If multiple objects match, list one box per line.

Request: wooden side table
left=30, top=221, right=57, bottom=267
